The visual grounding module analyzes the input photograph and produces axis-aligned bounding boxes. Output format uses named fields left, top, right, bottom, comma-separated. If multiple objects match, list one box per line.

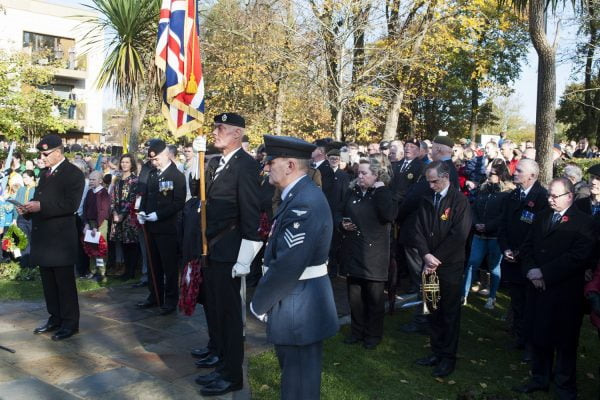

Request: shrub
left=0, top=261, right=39, bottom=281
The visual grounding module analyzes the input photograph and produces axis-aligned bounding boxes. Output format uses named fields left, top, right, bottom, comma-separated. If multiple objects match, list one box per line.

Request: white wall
left=0, top=0, right=105, bottom=135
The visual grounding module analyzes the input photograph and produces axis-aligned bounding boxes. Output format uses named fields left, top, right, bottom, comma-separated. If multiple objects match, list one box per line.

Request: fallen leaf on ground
left=479, top=383, right=487, bottom=388
left=435, top=377, right=444, bottom=383
left=586, top=373, right=595, bottom=379
left=260, top=385, right=270, bottom=391
left=447, top=380, right=456, bottom=385
left=400, top=379, right=408, bottom=384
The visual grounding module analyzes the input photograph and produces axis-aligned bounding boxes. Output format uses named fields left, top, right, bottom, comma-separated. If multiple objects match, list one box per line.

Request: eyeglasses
left=548, top=192, right=571, bottom=200
left=40, top=148, right=58, bottom=158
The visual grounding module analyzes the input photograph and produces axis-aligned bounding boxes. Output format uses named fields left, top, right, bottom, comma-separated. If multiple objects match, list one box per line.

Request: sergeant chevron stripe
left=284, top=229, right=305, bottom=248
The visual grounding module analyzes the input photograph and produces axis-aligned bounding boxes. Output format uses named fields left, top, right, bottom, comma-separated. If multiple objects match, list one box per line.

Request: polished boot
left=136, top=300, right=157, bottom=309
left=432, top=358, right=455, bottom=377
left=195, top=371, right=221, bottom=386
left=191, top=347, right=212, bottom=359
left=415, top=354, right=441, bottom=367
left=200, top=378, right=242, bottom=396
left=343, top=335, right=361, bottom=345
left=195, top=355, right=220, bottom=368
left=33, top=322, right=60, bottom=334
left=51, top=328, right=78, bottom=341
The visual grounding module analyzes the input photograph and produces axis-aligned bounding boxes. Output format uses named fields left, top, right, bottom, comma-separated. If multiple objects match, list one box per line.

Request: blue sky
left=51, top=0, right=579, bottom=124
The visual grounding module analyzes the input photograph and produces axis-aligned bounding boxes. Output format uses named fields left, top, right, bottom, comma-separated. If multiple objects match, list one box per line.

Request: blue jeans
left=463, top=236, right=502, bottom=298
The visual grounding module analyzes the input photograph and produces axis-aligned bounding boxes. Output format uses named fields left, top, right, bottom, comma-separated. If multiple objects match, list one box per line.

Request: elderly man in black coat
left=513, top=178, right=594, bottom=399
left=497, top=158, right=548, bottom=357
left=19, top=134, right=85, bottom=341
left=412, top=161, right=471, bottom=377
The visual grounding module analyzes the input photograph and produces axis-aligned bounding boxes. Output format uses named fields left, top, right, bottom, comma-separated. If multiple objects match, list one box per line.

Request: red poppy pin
left=441, top=208, right=451, bottom=221
left=561, top=215, right=569, bottom=223
left=42, top=143, right=48, bottom=150
left=527, top=201, right=535, bottom=208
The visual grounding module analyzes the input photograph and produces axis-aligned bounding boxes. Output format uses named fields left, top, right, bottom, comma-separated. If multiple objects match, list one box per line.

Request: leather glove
left=137, top=212, right=146, bottom=225
left=145, top=212, right=158, bottom=222
left=231, top=239, right=263, bottom=278
left=588, top=292, right=600, bottom=317
left=192, top=136, right=207, bottom=153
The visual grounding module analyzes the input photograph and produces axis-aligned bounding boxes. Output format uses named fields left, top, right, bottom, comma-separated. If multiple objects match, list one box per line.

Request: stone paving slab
left=0, top=360, right=27, bottom=383
left=108, top=346, right=198, bottom=382
left=93, top=379, right=200, bottom=400
left=14, top=353, right=121, bottom=385
left=58, top=366, right=156, bottom=398
left=93, top=305, right=157, bottom=323
left=1, top=337, right=74, bottom=365
left=0, top=377, right=82, bottom=400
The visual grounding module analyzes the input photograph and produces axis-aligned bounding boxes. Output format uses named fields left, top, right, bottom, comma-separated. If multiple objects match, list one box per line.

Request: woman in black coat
left=339, top=158, right=397, bottom=349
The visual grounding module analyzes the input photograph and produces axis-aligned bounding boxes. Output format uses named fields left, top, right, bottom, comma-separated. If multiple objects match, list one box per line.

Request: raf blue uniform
left=252, top=174, right=339, bottom=400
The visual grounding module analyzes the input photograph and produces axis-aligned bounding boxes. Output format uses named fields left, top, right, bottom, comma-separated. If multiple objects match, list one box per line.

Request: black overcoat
left=389, top=157, right=424, bottom=203
left=338, top=185, right=397, bottom=281
left=520, top=206, right=594, bottom=346
left=29, top=159, right=85, bottom=267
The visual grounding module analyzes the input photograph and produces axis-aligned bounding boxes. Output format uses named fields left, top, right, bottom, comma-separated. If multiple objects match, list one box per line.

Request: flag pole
left=199, top=139, right=208, bottom=265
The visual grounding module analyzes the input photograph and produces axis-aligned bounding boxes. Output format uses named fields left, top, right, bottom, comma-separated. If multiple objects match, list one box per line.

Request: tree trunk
left=273, top=79, right=285, bottom=135
left=128, top=87, right=152, bottom=154
left=584, top=0, right=599, bottom=144
left=469, top=76, right=479, bottom=144
left=529, top=0, right=556, bottom=185
left=383, top=88, right=404, bottom=140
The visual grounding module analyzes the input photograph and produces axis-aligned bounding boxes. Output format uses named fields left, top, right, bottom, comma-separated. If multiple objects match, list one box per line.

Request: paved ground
left=0, top=276, right=359, bottom=399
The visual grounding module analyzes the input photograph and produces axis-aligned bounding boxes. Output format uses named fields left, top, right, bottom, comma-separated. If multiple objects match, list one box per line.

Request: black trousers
left=75, top=215, right=90, bottom=276
left=531, top=338, right=580, bottom=400
left=347, top=277, right=385, bottom=345
left=121, top=242, right=140, bottom=279
left=508, top=281, right=527, bottom=346
left=429, top=263, right=462, bottom=360
left=204, top=260, right=243, bottom=385
left=275, top=341, right=323, bottom=400
left=405, top=246, right=428, bottom=325
left=328, top=229, right=342, bottom=276
left=146, top=232, right=179, bottom=308
left=40, top=266, right=80, bottom=330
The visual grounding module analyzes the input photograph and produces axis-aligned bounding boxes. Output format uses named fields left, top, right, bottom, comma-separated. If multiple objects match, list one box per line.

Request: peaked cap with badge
left=36, top=134, right=63, bottom=152
left=263, top=135, right=316, bottom=161
left=214, top=112, right=245, bottom=128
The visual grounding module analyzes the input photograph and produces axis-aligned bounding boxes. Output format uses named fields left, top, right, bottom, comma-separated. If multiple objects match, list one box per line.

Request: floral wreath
left=2, top=225, right=28, bottom=253
left=82, top=235, right=108, bottom=258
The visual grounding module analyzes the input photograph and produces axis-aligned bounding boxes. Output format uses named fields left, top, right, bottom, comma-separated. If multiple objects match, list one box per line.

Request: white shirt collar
left=220, top=147, right=242, bottom=166
left=521, top=182, right=534, bottom=196
left=50, top=157, right=66, bottom=174
left=158, top=161, right=172, bottom=175
left=314, top=159, right=325, bottom=168
left=281, top=175, right=307, bottom=200
left=555, top=206, right=570, bottom=217
left=92, top=186, right=103, bottom=194
left=436, top=184, right=450, bottom=200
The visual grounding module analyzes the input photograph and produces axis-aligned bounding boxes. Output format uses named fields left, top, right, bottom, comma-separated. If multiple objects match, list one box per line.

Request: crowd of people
left=7, top=124, right=600, bottom=399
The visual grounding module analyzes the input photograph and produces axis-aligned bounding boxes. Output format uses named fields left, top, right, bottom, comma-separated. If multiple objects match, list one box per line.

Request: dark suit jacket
left=317, top=159, right=335, bottom=209
left=520, top=206, right=594, bottom=346
left=205, top=149, right=261, bottom=263
left=412, top=186, right=471, bottom=266
left=389, top=157, right=424, bottom=203
left=29, top=159, right=85, bottom=267
left=330, top=168, right=350, bottom=217
left=252, top=176, right=339, bottom=345
left=140, top=162, right=185, bottom=235
left=497, top=181, right=548, bottom=282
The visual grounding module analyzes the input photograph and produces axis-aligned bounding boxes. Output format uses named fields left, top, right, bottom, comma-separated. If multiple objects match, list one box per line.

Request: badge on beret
left=42, top=144, right=48, bottom=150
left=222, top=114, right=228, bottom=122
left=407, top=173, right=413, bottom=179
left=150, top=151, right=156, bottom=157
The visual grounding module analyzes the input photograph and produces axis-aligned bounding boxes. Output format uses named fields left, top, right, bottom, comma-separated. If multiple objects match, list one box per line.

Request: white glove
left=192, top=136, right=207, bottom=153
left=231, top=239, right=263, bottom=278
left=137, top=211, right=146, bottom=225
left=250, top=302, right=268, bottom=323
left=145, top=212, right=158, bottom=222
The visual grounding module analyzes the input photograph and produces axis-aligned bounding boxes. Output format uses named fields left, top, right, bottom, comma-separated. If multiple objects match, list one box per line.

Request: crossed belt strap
left=262, top=262, right=328, bottom=280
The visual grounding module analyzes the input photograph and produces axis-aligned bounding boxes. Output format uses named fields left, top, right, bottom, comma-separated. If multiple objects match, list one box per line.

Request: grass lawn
left=0, top=276, right=137, bottom=301
left=249, top=292, right=599, bottom=399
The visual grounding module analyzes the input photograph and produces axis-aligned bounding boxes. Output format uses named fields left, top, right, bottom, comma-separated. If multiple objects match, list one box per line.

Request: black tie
left=551, top=212, right=561, bottom=226
left=434, top=193, right=442, bottom=211
left=401, top=160, right=409, bottom=173
left=519, top=190, right=526, bottom=201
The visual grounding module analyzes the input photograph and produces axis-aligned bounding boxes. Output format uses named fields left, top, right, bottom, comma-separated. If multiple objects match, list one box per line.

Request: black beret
left=405, top=138, right=421, bottom=148
left=588, top=164, right=600, bottom=177
left=264, top=135, right=316, bottom=161
left=327, top=149, right=340, bottom=157
left=214, top=113, right=245, bottom=128
left=36, top=134, right=63, bottom=151
left=147, top=139, right=166, bottom=158
left=379, top=140, right=391, bottom=150
left=314, top=139, right=329, bottom=148
left=433, top=135, right=454, bottom=148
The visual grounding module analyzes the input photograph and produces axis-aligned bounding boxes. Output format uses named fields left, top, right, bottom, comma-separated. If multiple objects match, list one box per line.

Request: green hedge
left=0, top=261, right=39, bottom=281
left=557, top=157, right=600, bottom=180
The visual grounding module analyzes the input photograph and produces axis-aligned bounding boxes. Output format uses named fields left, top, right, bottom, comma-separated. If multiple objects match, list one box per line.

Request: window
left=23, top=31, right=76, bottom=68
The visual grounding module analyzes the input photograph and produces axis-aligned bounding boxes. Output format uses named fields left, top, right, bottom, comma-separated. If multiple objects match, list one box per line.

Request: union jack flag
left=155, top=0, right=204, bottom=137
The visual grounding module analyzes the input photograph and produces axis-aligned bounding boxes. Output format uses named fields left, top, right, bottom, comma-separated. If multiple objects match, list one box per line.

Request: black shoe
left=521, top=349, right=532, bottom=363
left=195, top=371, right=221, bottom=386
left=363, top=342, right=378, bottom=350
left=131, top=281, right=147, bottom=288
left=33, top=322, right=60, bottom=334
left=51, top=328, right=78, bottom=341
left=512, top=382, right=549, bottom=394
left=343, top=335, right=361, bottom=345
left=136, top=300, right=157, bottom=309
left=432, top=358, right=455, bottom=377
left=159, top=306, right=176, bottom=316
left=400, top=321, right=430, bottom=335
left=200, top=378, right=242, bottom=396
left=191, top=347, right=212, bottom=359
left=415, top=354, right=441, bottom=367
left=195, top=355, right=220, bottom=368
